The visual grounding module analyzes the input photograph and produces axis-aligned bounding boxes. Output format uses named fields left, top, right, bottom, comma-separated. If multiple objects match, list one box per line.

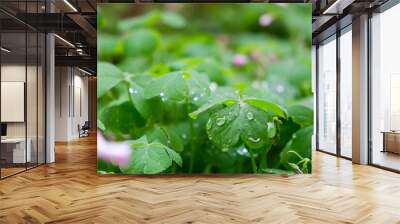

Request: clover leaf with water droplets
left=206, top=103, right=277, bottom=150
left=144, top=70, right=210, bottom=103
left=121, top=136, right=182, bottom=174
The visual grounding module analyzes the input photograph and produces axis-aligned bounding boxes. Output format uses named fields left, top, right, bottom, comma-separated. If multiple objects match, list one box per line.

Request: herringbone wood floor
left=1, top=135, right=400, bottom=224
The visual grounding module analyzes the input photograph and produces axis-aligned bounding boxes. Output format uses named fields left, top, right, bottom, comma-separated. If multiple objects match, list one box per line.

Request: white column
left=46, top=32, right=55, bottom=163
left=352, top=14, right=369, bottom=164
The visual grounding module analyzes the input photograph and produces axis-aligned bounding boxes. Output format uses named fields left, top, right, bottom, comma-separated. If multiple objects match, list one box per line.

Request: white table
left=1, top=138, right=31, bottom=163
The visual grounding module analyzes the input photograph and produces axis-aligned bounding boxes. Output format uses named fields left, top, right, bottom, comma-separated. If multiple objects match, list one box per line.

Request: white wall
left=1, top=65, right=36, bottom=138
left=55, top=67, right=89, bottom=141
left=1, top=63, right=46, bottom=164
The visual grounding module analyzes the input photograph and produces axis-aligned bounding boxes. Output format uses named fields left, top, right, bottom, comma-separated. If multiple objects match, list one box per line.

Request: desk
left=1, top=138, right=31, bottom=163
left=382, top=131, right=400, bottom=154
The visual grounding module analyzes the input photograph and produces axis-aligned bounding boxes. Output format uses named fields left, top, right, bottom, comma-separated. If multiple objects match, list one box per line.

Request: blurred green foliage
left=97, top=3, right=313, bottom=174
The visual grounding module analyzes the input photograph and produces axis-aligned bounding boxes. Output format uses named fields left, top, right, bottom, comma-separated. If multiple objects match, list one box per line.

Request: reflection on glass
left=318, top=36, right=337, bottom=154
left=1, top=31, right=27, bottom=177
left=27, top=31, right=38, bottom=169
left=371, top=4, right=400, bottom=171
left=0, top=1, right=47, bottom=179
left=38, top=33, right=46, bottom=165
left=340, top=28, right=352, bottom=158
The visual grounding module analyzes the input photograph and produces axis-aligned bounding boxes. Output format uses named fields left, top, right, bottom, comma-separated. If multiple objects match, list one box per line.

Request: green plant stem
left=258, top=144, right=271, bottom=172
left=187, top=99, right=196, bottom=174
left=248, top=148, right=258, bottom=173
left=171, top=163, right=176, bottom=173
left=203, top=163, right=213, bottom=174
left=258, top=149, right=268, bottom=173
left=237, top=157, right=243, bottom=173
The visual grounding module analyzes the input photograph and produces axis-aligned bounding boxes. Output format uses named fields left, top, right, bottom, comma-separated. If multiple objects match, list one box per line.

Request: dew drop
left=182, top=134, right=187, bottom=139
left=206, top=119, right=213, bottom=130
left=209, top=82, right=218, bottom=92
left=266, top=122, right=274, bottom=129
left=292, top=134, right=297, bottom=139
left=216, top=117, right=226, bottom=126
left=160, top=92, right=165, bottom=97
left=129, top=88, right=134, bottom=94
left=193, top=96, right=199, bottom=102
left=248, top=137, right=261, bottom=143
left=276, top=85, right=285, bottom=93
left=237, top=147, right=249, bottom=156
left=246, top=112, right=254, bottom=120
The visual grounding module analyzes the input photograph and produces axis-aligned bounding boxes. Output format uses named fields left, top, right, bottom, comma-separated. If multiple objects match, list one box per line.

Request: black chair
left=79, top=121, right=90, bottom=138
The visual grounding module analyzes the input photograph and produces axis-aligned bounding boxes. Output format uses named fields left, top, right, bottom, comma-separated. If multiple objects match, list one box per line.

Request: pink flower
left=232, top=54, right=248, bottom=66
left=97, top=132, right=131, bottom=168
left=259, top=14, right=274, bottom=27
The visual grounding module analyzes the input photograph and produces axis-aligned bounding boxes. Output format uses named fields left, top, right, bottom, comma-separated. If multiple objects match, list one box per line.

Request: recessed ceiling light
left=1, top=47, right=11, bottom=53
left=63, top=0, right=78, bottom=12
left=54, top=34, right=75, bottom=48
left=78, top=67, right=92, bottom=76
left=323, top=0, right=353, bottom=15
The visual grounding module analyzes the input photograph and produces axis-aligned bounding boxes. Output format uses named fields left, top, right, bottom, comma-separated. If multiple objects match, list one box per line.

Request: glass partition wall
left=316, top=25, right=353, bottom=159
left=0, top=3, right=46, bottom=179
left=370, top=3, right=400, bottom=171
left=339, top=27, right=352, bottom=159
left=317, top=35, right=337, bottom=155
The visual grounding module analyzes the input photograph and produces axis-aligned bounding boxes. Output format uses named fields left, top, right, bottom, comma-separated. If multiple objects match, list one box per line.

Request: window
left=317, top=35, right=337, bottom=154
left=339, top=27, right=352, bottom=158
left=370, top=3, right=400, bottom=171
left=0, top=2, right=46, bottom=179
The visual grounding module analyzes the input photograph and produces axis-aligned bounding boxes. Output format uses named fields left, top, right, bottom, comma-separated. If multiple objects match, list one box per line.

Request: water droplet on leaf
left=160, top=92, right=165, bottom=97
left=206, top=119, right=213, bottom=130
left=237, top=147, right=249, bottom=156
left=193, top=96, right=199, bottom=101
left=248, top=137, right=261, bottom=143
left=267, top=122, right=274, bottom=129
left=216, top=117, right=226, bottom=126
left=209, top=82, right=217, bottom=92
left=276, top=84, right=285, bottom=93
left=246, top=112, right=254, bottom=120
left=221, top=148, right=229, bottom=152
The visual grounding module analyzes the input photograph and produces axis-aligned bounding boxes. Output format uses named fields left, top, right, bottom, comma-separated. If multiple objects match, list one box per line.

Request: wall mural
left=97, top=3, right=313, bottom=174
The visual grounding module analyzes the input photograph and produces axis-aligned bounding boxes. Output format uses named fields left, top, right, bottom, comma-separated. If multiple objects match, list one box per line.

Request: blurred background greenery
left=97, top=3, right=313, bottom=174
left=98, top=3, right=312, bottom=102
